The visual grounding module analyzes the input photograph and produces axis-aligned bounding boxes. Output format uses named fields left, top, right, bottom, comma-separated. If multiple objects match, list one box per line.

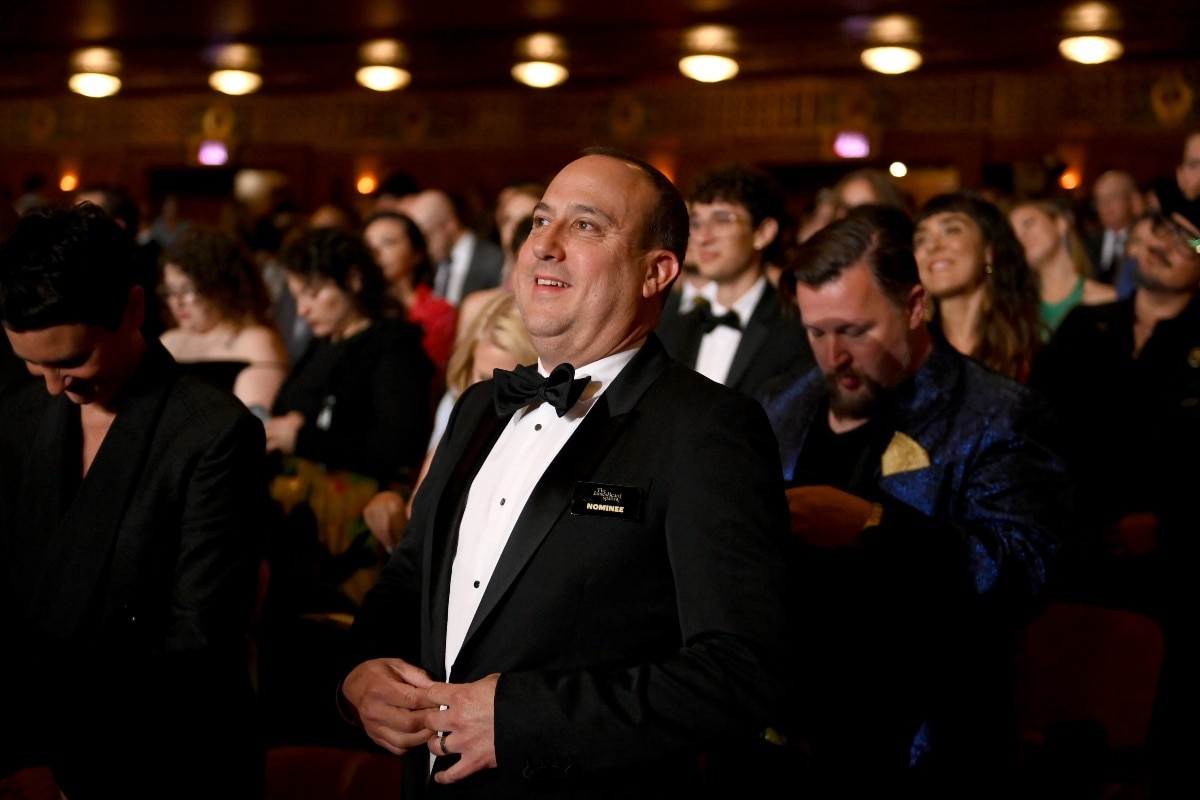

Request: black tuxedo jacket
left=350, top=335, right=790, bottom=798
left=0, top=341, right=268, bottom=799
left=655, top=284, right=814, bottom=400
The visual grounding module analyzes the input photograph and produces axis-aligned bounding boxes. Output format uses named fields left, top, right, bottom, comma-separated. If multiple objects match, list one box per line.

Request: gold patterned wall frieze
left=2, top=64, right=1196, bottom=154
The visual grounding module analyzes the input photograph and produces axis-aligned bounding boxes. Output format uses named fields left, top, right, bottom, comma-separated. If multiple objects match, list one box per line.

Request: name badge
left=570, top=482, right=642, bottom=520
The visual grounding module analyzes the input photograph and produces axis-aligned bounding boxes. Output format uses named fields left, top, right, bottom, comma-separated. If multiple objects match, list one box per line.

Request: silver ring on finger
left=439, top=731, right=451, bottom=755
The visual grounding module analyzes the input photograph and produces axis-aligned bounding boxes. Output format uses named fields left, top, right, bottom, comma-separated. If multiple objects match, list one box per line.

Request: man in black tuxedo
left=0, top=204, right=267, bottom=798
left=341, top=148, right=790, bottom=798
left=656, top=163, right=813, bottom=399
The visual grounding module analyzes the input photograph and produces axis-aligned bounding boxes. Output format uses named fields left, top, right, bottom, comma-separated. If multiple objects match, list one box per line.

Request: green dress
left=1039, top=277, right=1085, bottom=336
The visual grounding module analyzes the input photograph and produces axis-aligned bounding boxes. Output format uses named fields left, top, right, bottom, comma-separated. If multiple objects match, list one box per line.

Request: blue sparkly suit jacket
left=759, top=337, right=1070, bottom=772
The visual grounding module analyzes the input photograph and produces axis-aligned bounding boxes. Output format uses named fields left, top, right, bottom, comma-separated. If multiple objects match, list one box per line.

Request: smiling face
left=687, top=200, right=768, bottom=285
left=515, top=154, right=678, bottom=368
left=363, top=216, right=420, bottom=285
left=795, top=260, right=925, bottom=423
left=1129, top=215, right=1200, bottom=294
left=1009, top=204, right=1065, bottom=271
left=5, top=290, right=144, bottom=409
left=913, top=211, right=992, bottom=300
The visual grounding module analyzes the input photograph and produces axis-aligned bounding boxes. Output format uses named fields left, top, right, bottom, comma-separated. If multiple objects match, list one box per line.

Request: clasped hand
left=342, top=658, right=499, bottom=784
left=785, top=485, right=875, bottom=548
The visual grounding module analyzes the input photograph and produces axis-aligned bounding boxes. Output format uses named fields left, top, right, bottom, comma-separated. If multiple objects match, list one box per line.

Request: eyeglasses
left=689, top=210, right=749, bottom=233
left=1149, top=213, right=1200, bottom=255
left=158, top=286, right=199, bottom=304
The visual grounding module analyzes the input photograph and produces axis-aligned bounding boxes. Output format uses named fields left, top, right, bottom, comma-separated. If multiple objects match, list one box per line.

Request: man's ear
left=753, top=218, right=780, bottom=254
left=642, top=251, right=681, bottom=299
left=907, top=283, right=927, bottom=329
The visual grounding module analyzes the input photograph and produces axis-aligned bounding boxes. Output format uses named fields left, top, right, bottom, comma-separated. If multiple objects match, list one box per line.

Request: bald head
left=1093, top=169, right=1142, bottom=232
left=398, top=190, right=461, bottom=263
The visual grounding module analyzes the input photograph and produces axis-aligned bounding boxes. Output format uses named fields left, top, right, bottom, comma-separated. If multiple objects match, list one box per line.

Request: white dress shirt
left=693, top=276, right=766, bottom=386
left=443, top=345, right=640, bottom=679
left=435, top=231, right=479, bottom=306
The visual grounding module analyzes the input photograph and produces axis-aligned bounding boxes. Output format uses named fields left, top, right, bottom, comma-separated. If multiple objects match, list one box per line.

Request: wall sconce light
left=68, top=47, right=122, bottom=97
left=208, top=44, right=262, bottom=95
left=834, top=131, right=871, bottom=159
left=860, top=15, right=922, bottom=74
left=512, top=33, right=569, bottom=88
left=1060, top=2, right=1123, bottom=64
left=357, top=39, right=411, bottom=91
left=679, top=25, right=739, bottom=83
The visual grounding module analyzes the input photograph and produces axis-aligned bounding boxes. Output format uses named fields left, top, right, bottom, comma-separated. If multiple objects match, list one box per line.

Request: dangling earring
left=985, top=263, right=994, bottom=275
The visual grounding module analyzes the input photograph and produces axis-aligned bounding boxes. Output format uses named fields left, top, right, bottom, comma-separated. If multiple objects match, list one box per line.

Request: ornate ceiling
left=0, top=1, right=1196, bottom=97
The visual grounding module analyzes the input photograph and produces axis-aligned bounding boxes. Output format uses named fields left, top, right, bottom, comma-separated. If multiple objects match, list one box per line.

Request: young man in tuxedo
left=340, top=148, right=791, bottom=798
left=657, top=162, right=813, bottom=399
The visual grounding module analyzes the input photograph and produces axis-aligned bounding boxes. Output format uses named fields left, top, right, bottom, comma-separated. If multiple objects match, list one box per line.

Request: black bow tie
left=696, top=303, right=741, bottom=333
left=493, top=363, right=590, bottom=418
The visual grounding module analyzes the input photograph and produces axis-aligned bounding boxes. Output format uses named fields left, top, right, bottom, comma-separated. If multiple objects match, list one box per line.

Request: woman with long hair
left=1008, top=198, right=1117, bottom=334
left=914, top=192, right=1045, bottom=382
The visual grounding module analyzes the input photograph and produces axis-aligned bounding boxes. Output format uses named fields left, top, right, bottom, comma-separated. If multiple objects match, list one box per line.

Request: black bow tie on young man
left=696, top=302, right=742, bottom=333
left=493, top=363, right=591, bottom=418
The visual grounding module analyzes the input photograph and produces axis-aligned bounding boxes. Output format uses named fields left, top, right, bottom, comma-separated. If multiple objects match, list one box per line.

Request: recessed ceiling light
left=511, top=61, right=568, bottom=88
left=209, top=69, right=262, bottom=95
left=69, top=47, right=121, bottom=97
left=678, top=54, right=739, bottom=83
left=356, top=65, right=411, bottom=91
left=861, top=46, right=923, bottom=75
left=1058, top=35, right=1123, bottom=64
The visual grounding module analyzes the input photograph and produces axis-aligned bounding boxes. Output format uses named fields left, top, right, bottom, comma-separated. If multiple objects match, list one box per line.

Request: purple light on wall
left=197, top=140, right=229, bottom=166
left=834, top=131, right=870, bottom=159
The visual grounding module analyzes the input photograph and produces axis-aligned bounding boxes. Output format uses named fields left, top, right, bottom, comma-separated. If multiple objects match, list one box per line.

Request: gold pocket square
left=881, top=431, right=930, bottom=476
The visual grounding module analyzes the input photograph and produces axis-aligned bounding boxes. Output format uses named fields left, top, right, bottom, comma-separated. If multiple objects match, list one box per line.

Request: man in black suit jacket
left=656, top=163, right=813, bottom=399
left=341, top=148, right=790, bottom=798
left=0, top=204, right=267, bottom=799
left=402, top=189, right=505, bottom=306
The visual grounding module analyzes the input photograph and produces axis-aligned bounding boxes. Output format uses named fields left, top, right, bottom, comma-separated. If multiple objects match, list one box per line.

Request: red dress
left=407, top=283, right=458, bottom=377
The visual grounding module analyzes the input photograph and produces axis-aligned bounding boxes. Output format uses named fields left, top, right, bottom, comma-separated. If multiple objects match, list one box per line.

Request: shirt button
left=473, top=580, right=480, bottom=588
left=500, top=497, right=506, bottom=505
left=534, top=423, right=542, bottom=431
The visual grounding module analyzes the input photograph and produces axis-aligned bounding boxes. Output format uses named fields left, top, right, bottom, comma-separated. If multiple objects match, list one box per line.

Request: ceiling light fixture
left=512, top=33, right=568, bottom=88
left=861, top=14, right=922, bottom=75
left=357, top=39, right=411, bottom=91
left=68, top=47, right=121, bottom=97
left=679, top=25, right=739, bottom=83
left=1059, top=35, right=1123, bottom=64
left=861, top=46, right=923, bottom=75
left=208, top=44, right=262, bottom=95
left=1060, top=3, right=1123, bottom=64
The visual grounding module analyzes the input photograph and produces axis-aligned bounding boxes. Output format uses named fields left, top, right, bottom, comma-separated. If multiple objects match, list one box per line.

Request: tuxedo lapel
left=725, top=292, right=775, bottom=390
left=457, top=336, right=672, bottom=650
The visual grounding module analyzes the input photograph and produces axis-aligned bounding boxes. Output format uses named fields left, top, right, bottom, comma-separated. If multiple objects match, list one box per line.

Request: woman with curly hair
left=914, top=192, right=1045, bottom=382
left=159, top=224, right=289, bottom=410
left=265, top=227, right=433, bottom=487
